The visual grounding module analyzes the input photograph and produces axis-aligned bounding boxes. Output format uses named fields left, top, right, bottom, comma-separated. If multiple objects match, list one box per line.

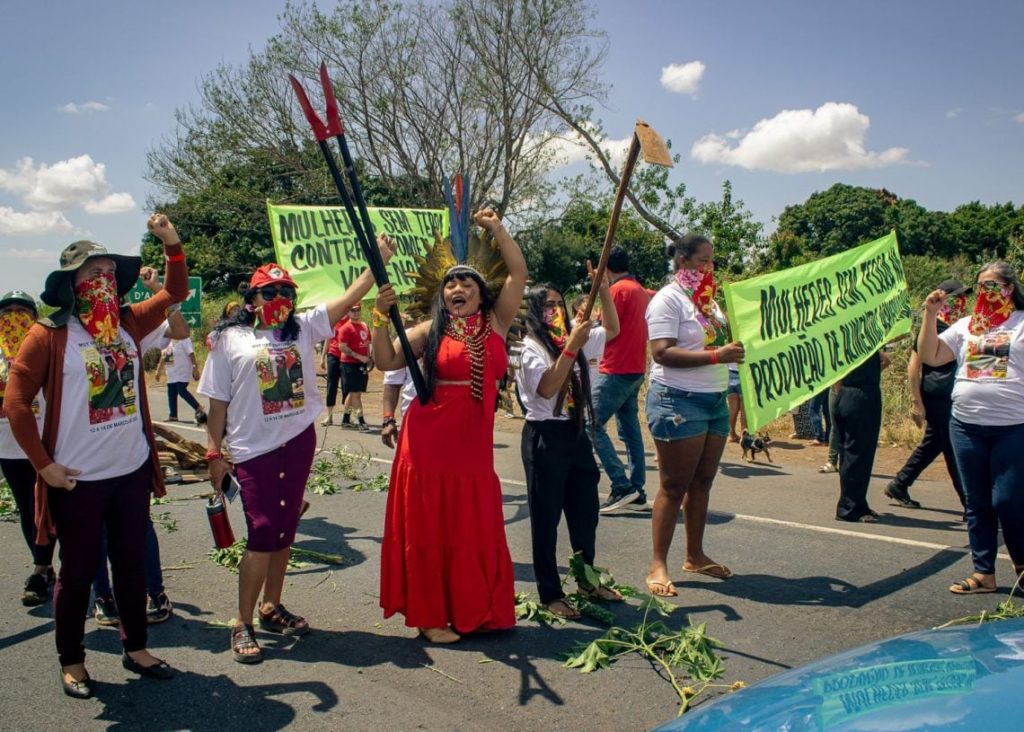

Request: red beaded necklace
left=444, top=311, right=491, bottom=401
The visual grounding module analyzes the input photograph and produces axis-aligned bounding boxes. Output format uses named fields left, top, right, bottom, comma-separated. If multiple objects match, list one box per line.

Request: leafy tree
left=948, top=201, right=1022, bottom=260
left=775, top=184, right=891, bottom=258
left=772, top=183, right=1023, bottom=267
left=884, top=199, right=955, bottom=257
left=149, top=0, right=608, bottom=219
left=688, top=181, right=765, bottom=274
left=517, top=200, right=666, bottom=294
left=145, top=0, right=614, bottom=291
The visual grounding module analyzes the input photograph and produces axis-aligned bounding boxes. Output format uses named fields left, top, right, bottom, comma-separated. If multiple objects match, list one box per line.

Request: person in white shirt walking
left=155, top=333, right=205, bottom=424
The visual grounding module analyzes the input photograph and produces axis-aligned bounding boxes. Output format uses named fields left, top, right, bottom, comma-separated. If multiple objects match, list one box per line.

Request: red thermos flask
left=207, top=495, right=235, bottom=549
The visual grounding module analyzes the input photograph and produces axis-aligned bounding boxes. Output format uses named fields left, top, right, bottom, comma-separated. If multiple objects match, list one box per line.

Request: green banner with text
left=723, top=231, right=912, bottom=432
left=267, top=202, right=448, bottom=309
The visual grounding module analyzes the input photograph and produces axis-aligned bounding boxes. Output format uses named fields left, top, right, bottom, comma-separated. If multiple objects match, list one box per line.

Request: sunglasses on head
left=350, top=306, right=362, bottom=312
left=259, top=285, right=296, bottom=300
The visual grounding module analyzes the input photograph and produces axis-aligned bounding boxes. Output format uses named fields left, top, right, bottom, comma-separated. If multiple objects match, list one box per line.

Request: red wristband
left=562, top=349, right=577, bottom=361
left=165, top=252, right=185, bottom=263
left=382, top=412, right=394, bottom=419
left=709, top=348, right=719, bottom=365
left=204, top=450, right=224, bottom=463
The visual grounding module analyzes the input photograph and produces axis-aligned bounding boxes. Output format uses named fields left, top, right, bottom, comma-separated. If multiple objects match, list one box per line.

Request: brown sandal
left=231, top=623, right=262, bottom=664
left=645, top=577, right=678, bottom=597
left=258, top=603, right=311, bottom=636
left=544, top=598, right=581, bottom=620
left=578, top=584, right=624, bottom=602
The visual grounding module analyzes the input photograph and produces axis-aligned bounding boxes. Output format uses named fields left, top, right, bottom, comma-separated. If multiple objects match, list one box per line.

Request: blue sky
left=0, top=0, right=1020, bottom=295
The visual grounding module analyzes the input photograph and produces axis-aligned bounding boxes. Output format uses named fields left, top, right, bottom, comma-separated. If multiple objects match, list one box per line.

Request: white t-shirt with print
left=162, top=338, right=195, bottom=383
left=382, top=366, right=415, bottom=418
left=516, top=333, right=603, bottom=422
left=198, top=306, right=333, bottom=462
left=646, top=283, right=728, bottom=393
left=939, top=310, right=1024, bottom=426
left=54, top=320, right=150, bottom=480
left=0, top=351, right=44, bottom=460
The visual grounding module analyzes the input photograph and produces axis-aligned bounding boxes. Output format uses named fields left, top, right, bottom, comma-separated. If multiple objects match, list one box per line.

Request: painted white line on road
left=739, top=514, right=960, bottom=550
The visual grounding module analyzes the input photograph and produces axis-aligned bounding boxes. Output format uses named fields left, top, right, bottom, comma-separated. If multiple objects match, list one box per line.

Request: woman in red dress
left=372, top=208, right=527, bottom=643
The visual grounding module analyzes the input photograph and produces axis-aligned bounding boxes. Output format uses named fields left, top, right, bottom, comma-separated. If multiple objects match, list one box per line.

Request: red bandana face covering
left=969, top=282, right=1016, bottom=335
left=544, top=306, right=568, bottom=348
left=74, top=272, right=121, bottom=345
left=256, top=298, right=293, bottom=330
left=938, top=294, right=967, bottom=326
left=0, top=310, right=33, bottom=359
left=675, top=264, right=716, bottom=314
left=675, top=264, right=726, bottom=348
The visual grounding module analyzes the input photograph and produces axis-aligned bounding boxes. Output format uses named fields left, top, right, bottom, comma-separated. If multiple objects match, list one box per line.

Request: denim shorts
left=646, top=380, right=729, bottom=441
left=727, top=371, right=741, bottom=396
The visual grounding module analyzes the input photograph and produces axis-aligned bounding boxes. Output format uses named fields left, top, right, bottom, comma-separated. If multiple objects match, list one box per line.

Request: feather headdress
left=406, top=174, right=510, bottom=321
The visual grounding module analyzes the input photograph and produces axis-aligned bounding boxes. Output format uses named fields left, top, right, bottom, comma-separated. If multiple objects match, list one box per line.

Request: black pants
left=892, top=393, right=964, bottom=506
left=521, top=420, right=600, bottom=603
left=0, top=457, right=54, bottom=567
left=325, top=354, right=345, bottom=408
left=50, top=461, right=152, bottom=666
left=834, top=386, right=882, bottom=521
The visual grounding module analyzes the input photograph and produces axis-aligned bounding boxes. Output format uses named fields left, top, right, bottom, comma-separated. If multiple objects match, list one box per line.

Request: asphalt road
left=0, top=386, right=1017, bottom=731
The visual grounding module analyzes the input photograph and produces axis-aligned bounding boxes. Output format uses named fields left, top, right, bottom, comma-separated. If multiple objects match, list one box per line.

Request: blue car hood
left=655, top=619, right=1024, bottom=731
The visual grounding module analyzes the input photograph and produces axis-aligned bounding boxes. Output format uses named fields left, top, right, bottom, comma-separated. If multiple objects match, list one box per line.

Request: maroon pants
left=49, top=460, right=152, bottom=666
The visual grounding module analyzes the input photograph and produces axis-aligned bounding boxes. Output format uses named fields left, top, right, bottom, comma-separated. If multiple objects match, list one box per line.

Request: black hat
left=41, top=241, right=141, bottom=305
left=937, top=279, right=971, bottom=297
left=0, top=290, right=38, bottom=314
left=40, top=241, right=141, bottom=325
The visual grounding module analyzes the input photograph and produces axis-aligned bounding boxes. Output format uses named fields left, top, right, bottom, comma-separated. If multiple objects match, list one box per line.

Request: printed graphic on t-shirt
left=254, top=342, right=305, bottom=417
left=0, top=355, right=39, bottom=419
left=965, top=331, right=1011, bottom=379
left=80, top=341, right=138, bottom=426
left=162, top=348, right=174, bottom=365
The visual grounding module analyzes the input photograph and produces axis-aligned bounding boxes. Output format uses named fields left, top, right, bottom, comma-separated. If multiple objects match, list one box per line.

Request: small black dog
left=740, top=430, right=773, bottom=463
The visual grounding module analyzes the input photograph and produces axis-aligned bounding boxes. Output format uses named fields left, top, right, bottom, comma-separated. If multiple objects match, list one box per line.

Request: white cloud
left=690, top=102, right=909, bottom=173
left=0, top=207, right=73, bottom=236
left=58, top=101, right=110, bottom=114
left=83, top=192, right=136, bottom=214
left=0, top=155, right=136, bottom=215
left=946, top=108, right=962, bottom=119
left=3, top=247, right=59, bottom=260
left=660, top=61, right=705, bottom=96
left=1014, top=112, right=1024, bottom=124
left=530, top=125, right=634, bottom=173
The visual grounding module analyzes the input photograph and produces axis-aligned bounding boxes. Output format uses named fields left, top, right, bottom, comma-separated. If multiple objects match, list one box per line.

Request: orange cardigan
left=5, top=243, right=188, bottom=544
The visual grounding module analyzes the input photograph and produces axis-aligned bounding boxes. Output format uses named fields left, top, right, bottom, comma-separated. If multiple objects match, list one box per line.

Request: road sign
left=126, top=276, right=203, bottom=325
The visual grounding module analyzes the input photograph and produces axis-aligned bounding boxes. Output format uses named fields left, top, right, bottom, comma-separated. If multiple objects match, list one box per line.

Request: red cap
left=249, top=264, right=297, bottom=290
